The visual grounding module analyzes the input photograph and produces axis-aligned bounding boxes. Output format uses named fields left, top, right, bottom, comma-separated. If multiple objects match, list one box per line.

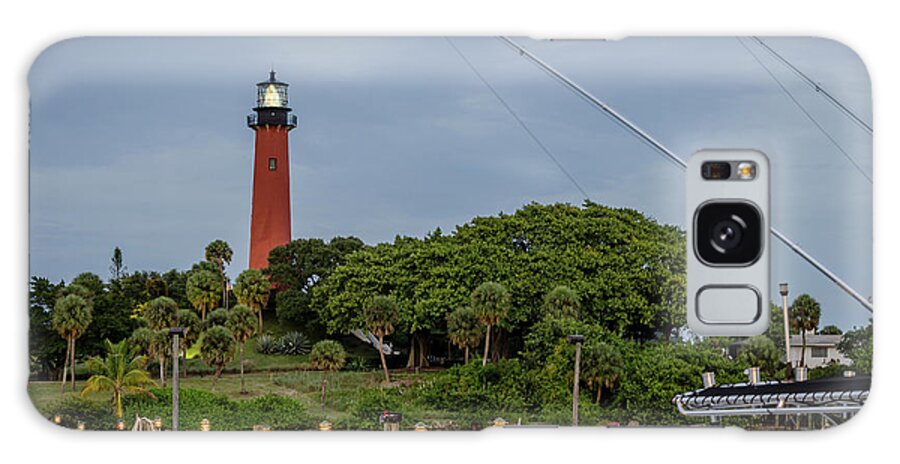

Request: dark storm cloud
left=28, top=37, right=872, bottom=329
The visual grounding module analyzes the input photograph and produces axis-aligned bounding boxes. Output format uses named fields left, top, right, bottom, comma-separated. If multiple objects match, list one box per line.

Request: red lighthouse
left=247, top=71, right=297, bottom=269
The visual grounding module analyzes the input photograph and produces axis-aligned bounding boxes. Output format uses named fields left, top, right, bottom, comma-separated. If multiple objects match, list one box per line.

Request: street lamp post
left=779, top=283, right=793, bottom=380
left=169, top=327, right=185, bottom=431
left=567, top=334, right=585, bottom=427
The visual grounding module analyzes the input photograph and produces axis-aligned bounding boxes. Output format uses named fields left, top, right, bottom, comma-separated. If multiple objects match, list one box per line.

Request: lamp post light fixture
left=52, top=414, right=62, bottom=425
left=116, top=419, right=126, bottom=431
left=779, top=282, right=793, bottom=380
left=199, top=419, right=211, bottom=432
left=153, top=417, right=163, bottom=430
left=168, top=327, right=185, bottom=431
left=76, top=421, right=85, bottom=431
left=567, top=334, right=585, bottom=427
left=318, top=420, right=333, bottom=431
left=492, top=417, right=508, bottom=428
left=414, top=422, right=428, bottom=431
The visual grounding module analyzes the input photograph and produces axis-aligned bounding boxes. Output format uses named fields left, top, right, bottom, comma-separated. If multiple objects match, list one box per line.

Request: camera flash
left=737, top=162, right=756, bottom=180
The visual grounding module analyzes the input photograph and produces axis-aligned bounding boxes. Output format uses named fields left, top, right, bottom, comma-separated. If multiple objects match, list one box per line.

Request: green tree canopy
left=446, top=307, right=484, bottom=363
left=186, top=269, right=221, bottom=321
left=268, top=237, right=365, bottom=328
left=233, top=268, right=271, bottom=332
left=543, top=285, right=580, bottom=320
left=201, top=325, right=236, bottom=387
left=582, top=341, right=624, bottom=403
left=312, top=203, right=686, bottom=347
left=143, top=296, right=178, bottom=331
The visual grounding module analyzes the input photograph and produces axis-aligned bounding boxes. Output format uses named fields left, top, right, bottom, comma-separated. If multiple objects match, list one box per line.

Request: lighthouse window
left=268, top=158, right=277, bottom=171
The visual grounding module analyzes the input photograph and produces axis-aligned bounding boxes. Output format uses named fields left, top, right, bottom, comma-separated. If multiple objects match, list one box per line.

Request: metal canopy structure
left=673, top=375, right=869, bottom=425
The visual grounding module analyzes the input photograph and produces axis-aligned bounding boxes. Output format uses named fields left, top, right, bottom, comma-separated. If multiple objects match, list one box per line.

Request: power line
left=737, top=37, right=872, bottom=184
left=499, top=36, right=873, bottom=313
left=753, top=36, right=873, bottom=134
left=444, top=37, right=592, bottom=201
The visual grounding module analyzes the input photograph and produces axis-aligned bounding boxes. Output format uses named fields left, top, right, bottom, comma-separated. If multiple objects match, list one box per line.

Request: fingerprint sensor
left=696, top=285, right=762, bottom=324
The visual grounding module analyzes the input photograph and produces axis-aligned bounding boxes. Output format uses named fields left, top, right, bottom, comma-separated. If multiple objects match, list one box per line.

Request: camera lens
left=710, top=218, right=743, bottom=251
left=695, top=202, right=762, bottom=265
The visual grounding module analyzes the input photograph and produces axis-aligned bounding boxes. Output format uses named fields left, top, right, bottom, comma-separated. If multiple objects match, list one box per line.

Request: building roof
left=789, top=334, right=842, bottom=347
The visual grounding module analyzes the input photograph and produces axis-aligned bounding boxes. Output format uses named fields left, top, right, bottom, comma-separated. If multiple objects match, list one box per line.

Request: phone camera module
left=695, top=202, right=762, bottom=265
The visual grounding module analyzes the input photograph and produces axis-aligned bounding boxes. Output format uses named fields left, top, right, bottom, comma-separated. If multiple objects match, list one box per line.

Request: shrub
left=43, top=396, right=117, bottom=430
left=277, top=331, right=311, bottom=355
left=418, top=359, right=530, bottom=412
left=124, top=388, right=311, bottom=430
left=255, top=334, right=277, bottom=354
left=344, top=355, right=372, bottom=372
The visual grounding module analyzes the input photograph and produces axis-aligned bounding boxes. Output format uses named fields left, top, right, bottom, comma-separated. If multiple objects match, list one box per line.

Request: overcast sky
left=28, top=37, right=872, bottom=329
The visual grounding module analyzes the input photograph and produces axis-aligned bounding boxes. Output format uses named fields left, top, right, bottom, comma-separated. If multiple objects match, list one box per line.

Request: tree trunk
left=490, top=327, right=504, bottom=362
left=159, top=355, right=166, bottom=387
left=239, top=343, right=246, bottom=394
left=596, top=386, right=602, bottom=404
left=182, top=348, right=188, bottom=379
left=60, top=336, right=71, bottom=396
left=258, top=309, right=264, bottom=334
left=213, top=366, right=223, bottom=389
left=378, top=334, right=390, bottom=383
left=405, top=332, right=430, bottom=369
left=320, top=371, right=328, bottom=417
left=482, top=324, right=492, bottom=366
left=70, top=338, right=77, bottom=391
left=464, top=347, right=469, bottom=364
left=800, top=330, right=807, bottom=367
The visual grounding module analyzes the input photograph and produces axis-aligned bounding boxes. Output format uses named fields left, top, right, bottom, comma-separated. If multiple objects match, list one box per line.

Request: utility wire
left=445, top=37, right=592, bottom=201
left=753, top=36, right=873, bottom=134
left=499, top=36, right=873, bottom=313
left=737, top=37, right=872, bottom=183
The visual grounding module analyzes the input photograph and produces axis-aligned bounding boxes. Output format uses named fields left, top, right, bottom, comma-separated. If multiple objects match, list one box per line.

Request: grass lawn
left=29, top=369, right=440, bottom=426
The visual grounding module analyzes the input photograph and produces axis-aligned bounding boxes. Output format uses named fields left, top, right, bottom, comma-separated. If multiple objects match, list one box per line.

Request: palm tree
left=446, top=307, right=483, bottom=364
left=543, top=285, right=580, bottom=320
left=470, top=282, right=511, bottom=366
left=81, top=339, right=157, bottom=418
left=233, top=269, right=271, bottom=332
left=364, top=295, right=398, bottom=382
left=129, top=327, right=154, bottom=358
left=186, top=269, right=221, bottom=322
left=226, top=305, right=257, bottom=394
left=143, top=296, right=178, bottom=386
left=205, top=240, right=233, bottom=308
left=790, top=294, right=822, bottom=367
left=176, top=309, right=201, bottom=378
left=309, top=340, right=346, bottom=417
left=52, top=294, right=93, bottom=394
left=200, top=325, right=235, bottom=388
left=581, top=341, right=623, bottom=403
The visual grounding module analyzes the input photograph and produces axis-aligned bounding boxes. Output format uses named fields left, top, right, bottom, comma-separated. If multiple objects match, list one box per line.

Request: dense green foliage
left=201, top=326, right=236, bottom=385
left=186, top=269, right=221, bottom=321
left=268, top=237, right=365, bottom=330
left=838, top=321, right=873, bottom=374
left=233, top=268, right=271, bottom=332
left=446, top=307, right=483, bottom=363
left=44, top=388, right=311, bottom=431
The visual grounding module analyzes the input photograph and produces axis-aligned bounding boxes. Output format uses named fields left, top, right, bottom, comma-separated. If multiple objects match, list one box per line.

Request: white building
left=790, top=334, right=851, bottom=368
